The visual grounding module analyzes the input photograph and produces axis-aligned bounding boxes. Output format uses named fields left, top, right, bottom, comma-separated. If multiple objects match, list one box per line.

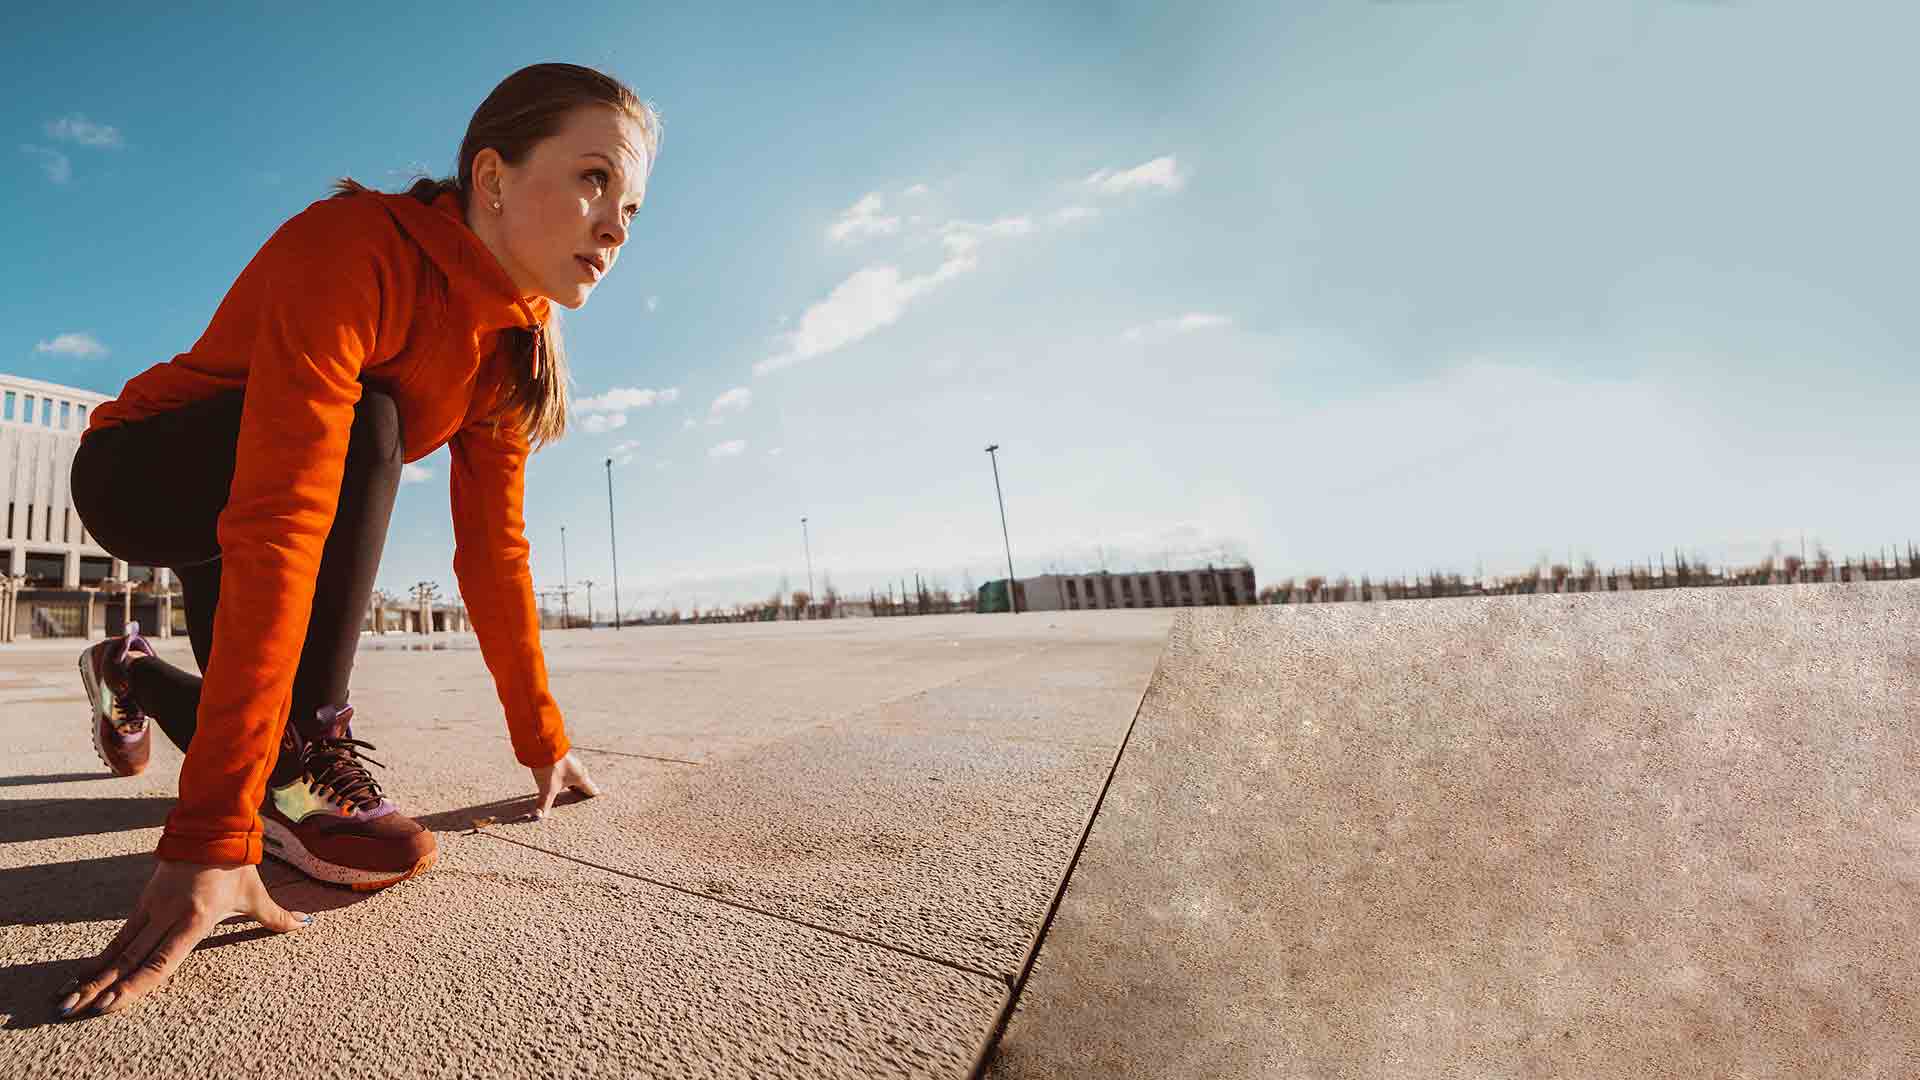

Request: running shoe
left=260, top=704, right=438, bottom=891
left=78, top=621, right=156, bottom=777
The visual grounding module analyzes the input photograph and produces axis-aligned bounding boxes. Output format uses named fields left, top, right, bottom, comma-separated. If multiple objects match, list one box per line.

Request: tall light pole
left=605, top=458, right=621, bottom=630
left=801, top=516, right=815, bottom=615
left=985, top=444, right=1017, bottom=614
left=560, top=525, right=571, bottom=629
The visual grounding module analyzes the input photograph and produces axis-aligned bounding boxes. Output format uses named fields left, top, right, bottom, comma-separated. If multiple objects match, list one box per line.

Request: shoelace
left=302, top=736, right=389, bottom=813
left=109, top=637, right=150, bottom=736
left=109, top=696, right=147, bottom=736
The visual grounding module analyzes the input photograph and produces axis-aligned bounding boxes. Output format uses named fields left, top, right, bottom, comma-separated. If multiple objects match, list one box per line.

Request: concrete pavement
left=1, top=611, right=1171, bottom=1079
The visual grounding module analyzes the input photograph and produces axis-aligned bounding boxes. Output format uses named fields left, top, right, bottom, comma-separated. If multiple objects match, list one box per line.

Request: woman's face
left=470, top=104, right=651, bottom=310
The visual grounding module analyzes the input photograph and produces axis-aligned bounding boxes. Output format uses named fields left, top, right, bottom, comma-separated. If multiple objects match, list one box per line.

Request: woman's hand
left=56, top=859, right=312, bottom=1019
left=531, top=751, right=602, bottom=818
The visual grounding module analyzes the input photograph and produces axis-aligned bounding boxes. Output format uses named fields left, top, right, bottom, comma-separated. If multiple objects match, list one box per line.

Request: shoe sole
left=261, top=813, right=437, bottom=892
left=79, top=648, right=145, bottom=777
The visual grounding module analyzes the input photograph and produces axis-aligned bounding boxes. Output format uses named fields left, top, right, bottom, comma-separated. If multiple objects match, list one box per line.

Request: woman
left=55, top=62, right=660, bottom=1019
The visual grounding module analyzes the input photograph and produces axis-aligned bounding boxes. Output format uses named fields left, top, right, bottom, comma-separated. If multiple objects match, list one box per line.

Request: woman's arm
left=160, top=201, right=392, bottom=867
left=447, top=413, right=573, bottom=770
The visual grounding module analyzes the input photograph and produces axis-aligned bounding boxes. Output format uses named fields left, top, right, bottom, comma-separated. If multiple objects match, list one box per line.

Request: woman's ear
left=471, top=147, right=504, bottom=203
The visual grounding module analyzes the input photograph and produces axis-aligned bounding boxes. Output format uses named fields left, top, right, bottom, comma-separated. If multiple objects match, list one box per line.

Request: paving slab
left=0, top=610, right=1172, bottom=1078
left=989, top=582, right=1920, bottom=1079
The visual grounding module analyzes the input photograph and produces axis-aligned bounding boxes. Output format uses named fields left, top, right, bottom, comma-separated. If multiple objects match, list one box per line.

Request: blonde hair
left=330, top=63, right=664, bottom=449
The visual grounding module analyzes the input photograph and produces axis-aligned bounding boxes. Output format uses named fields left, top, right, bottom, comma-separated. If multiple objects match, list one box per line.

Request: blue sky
left=9, top=2, right=1917, bottom=617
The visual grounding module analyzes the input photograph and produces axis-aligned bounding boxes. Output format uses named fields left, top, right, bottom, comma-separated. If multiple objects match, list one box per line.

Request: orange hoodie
left=87, top=188, right=571, bottom=866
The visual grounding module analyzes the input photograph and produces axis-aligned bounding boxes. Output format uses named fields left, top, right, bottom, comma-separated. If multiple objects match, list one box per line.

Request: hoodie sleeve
left=448, top=411, right=572, bottom=769
left=157, top=202, right=388, bottom=867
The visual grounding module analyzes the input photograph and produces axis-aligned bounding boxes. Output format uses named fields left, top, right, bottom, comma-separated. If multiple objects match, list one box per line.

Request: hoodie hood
left=377, top=189, right=552, bottom=335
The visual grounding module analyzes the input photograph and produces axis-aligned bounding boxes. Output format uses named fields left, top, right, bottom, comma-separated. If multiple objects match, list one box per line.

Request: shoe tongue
left=314, top=703, right=355, bottom=742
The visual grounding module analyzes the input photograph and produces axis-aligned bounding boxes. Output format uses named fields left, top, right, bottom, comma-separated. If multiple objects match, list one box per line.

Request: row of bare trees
left=1256, top=542, right=1920, bottom=604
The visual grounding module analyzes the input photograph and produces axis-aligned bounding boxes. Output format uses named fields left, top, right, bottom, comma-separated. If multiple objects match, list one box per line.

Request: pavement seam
left=465, top=828, right=1010, bottom=987
left=486, top=736, right=705, bottom=766
left=964, top=638, right=1169, bottom=1080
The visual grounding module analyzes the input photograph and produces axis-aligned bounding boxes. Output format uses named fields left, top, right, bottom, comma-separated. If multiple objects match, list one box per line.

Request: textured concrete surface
left=0, top=611, right=1171, bottom=1079
left=990, top=581, right=1920, bottom=1079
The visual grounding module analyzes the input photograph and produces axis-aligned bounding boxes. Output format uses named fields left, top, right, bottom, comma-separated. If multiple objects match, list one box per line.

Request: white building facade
left=1017, top=566, right=1258, bottom=612
left=1, top=372, right=175, bottom=639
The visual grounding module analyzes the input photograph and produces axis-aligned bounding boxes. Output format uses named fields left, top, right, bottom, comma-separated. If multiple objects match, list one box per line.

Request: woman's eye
left=585, top=170, right=608, bottom=192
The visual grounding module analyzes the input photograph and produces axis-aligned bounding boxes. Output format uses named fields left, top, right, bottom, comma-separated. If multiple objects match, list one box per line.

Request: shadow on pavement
left=0, top=772, right=107, bottom=789
left=0, top=852, right=157, bottom=927
left=0, top=797, right=173, bottom=845
left=412, top=792, right=590, bottom=833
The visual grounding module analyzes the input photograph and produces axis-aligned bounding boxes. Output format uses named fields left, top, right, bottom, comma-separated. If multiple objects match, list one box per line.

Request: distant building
left=979, top=565, right=1258, bottom=613
left=1, top=373, right=178, bottom=641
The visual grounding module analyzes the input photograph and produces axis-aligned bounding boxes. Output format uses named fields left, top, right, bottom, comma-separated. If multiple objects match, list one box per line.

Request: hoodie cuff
left=156, top=826, right=263, bottom=867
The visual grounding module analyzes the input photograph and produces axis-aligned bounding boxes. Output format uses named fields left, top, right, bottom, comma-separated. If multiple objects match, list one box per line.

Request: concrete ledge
left=992, top=582, right=1920, bottom=1078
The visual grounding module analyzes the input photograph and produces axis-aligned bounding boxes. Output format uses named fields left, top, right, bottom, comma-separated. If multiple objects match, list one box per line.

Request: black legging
left=69, top=386, right=403, bottom=784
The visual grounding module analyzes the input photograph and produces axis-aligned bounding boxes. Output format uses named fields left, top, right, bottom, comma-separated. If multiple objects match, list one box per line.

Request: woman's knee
left=350, top=389, right=404, bottom=466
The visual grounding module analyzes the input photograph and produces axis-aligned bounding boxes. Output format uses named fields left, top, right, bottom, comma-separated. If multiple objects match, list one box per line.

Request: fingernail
left=55, top=992, right=78, bottom=1016
left=299, top=913, right=315, bottom=924
left=93, top=990, right=117, bottom=1013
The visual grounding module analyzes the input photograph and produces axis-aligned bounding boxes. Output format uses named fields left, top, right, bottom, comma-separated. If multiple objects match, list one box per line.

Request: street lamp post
left=560, top=525, right=571, bottom=629
left=801, top=516, right=815, bottom=618
left=606, top=458, right=621, bottom=630
left=579, top=579, right=595, bottom=629
left=985, top=444, right=1018, bottom=614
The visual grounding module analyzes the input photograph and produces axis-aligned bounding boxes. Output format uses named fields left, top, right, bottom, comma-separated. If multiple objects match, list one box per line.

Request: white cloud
left=401, top=463, right=433, bottom=484
left=611, top=440, right=641, bottom=454
left=828, top=192, right=901, bottom=245
left=574, top=385, right=676, bottom=434
left=1120, top=312, right=1233, bottom=344
left=609, top=439, right=639, bottom=466
left=902, top=183, right=930, bottom=197
left=646, top=295, right=659, bottom=312
left=767, top=447, right=784, bottom=457
left=46, top=114, right=122, bottom=148
left=1083, top=154, right=1187, bottom=195
left=35, top=332, right=107, bottom=358
left=574, top=386, right=677, bottom=413
left=754, top=252, right=977, bottom=376
left=21, top=145, right=71, bottom=184
left=1049, top=205, right=1100, bottom=225
left=709, top=439, right=747, bottom=458
left=709, top=387, right=752, bottom=417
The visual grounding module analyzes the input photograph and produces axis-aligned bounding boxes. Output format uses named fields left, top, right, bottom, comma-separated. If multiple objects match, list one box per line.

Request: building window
left=63, top=508, right=71, bottom=542
left=24, top=552, right=64, bottom=587
left=59, top=401, right=71, bottom=429
left=44, top=505, right=52, bottom=538
left=2, top=391, right=13, bottom=421
left=41, top=398, right=52, bottom=426
left=21, top=395, right=33, bottom=424
left=76, top=404, right=87, bottom=427
left=5, top=502, right=12, bottom=540
left=23, top=503, right=33, bottom=541
left=79, top=556, right=112, bottom=586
